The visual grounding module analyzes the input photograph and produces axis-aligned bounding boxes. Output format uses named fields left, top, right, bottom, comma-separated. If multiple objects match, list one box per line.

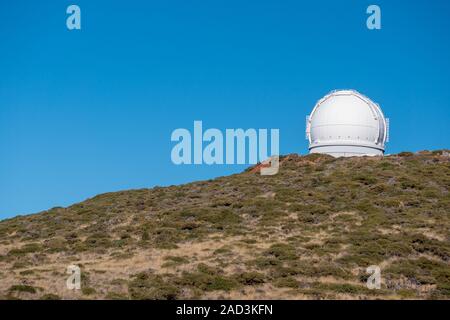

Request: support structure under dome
left=305, top=90, right=389, bottom=157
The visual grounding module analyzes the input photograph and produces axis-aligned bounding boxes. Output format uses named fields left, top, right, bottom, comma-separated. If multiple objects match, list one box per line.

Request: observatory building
left=305, top=90, right=389, bottom=157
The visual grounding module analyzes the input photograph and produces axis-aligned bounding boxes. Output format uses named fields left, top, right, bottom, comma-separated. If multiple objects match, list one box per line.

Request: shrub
left=105, top=292, right=129, bottom=300
left=128, top=272, right=179, bottom=300
left=141, top=230, right=150, bottom=241
left=162, top=256, right=189, bottom=268
left=386, top=257, right=450, bottom=294
left=274, top=277, right=299, bottom=288
left=40, top=293, right=61, bottom=300
left=396, top=289, right=416, bottom=299
left=9, top=285, right=36, bottom=294
left=8, top=243, right=42, bottom=256
left=82, top=287, right=96, bottom=295
left=176, top=271, right=239, bottom=292
left=235, top=272, right=265, bottom=285
left=264, top=243, right=297, bottom=261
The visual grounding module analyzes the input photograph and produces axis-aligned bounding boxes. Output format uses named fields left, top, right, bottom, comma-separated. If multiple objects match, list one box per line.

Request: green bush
left=264, top=243, right=297, bottom=261
left=8, top=243, right=42, bottom=256
left=176, top=271, right=239, bottom=292
left=274, top=277, right=299, bottom=288
left=9, top=285, right=36, bottom=294
left=235, top=272, right=265, bottom=285
left=162, top=256, right=189, bottom=268
left=81, top=287, right=96, bottom=295
left=128, top=272, right=179, bottom=300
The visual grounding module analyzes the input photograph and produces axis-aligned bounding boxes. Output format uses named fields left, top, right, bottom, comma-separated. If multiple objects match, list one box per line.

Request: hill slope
left=0, top=151, right=449, bottom=300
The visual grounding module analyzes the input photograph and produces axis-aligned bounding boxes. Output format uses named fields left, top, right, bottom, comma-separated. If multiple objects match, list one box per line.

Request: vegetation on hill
left=0, top=150, right=449, bottom=300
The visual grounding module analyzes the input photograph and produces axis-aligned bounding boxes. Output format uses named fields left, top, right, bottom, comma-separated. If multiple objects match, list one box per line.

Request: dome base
left=309, top=145, right=384, bottom=158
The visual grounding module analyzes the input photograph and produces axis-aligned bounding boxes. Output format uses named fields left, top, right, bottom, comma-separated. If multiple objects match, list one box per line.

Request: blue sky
left=1, top=0, right=449, bottom=219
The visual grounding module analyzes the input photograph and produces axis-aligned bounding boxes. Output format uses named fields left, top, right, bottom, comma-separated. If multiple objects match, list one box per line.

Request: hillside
left=0, top=151, right=449, bottom=300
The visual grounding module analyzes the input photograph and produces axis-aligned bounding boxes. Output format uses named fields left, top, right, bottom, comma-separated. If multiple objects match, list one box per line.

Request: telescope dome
left=306, top=90, right=389, bottom=157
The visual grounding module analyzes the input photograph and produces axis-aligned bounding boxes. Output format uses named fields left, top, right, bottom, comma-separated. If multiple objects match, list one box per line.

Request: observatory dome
left=305, top=90, right=389, bottom=157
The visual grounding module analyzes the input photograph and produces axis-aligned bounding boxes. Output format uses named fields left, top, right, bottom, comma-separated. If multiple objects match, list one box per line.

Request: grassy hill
left=0, top=150, right=449, bottom=300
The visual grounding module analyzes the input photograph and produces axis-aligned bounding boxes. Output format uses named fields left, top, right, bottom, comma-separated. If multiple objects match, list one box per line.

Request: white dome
left=306, top=90, right=389, bottom=157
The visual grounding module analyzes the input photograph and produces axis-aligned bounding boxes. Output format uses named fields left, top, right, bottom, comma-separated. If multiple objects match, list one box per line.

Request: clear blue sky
left=1, top=0, right=449, bottom=219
